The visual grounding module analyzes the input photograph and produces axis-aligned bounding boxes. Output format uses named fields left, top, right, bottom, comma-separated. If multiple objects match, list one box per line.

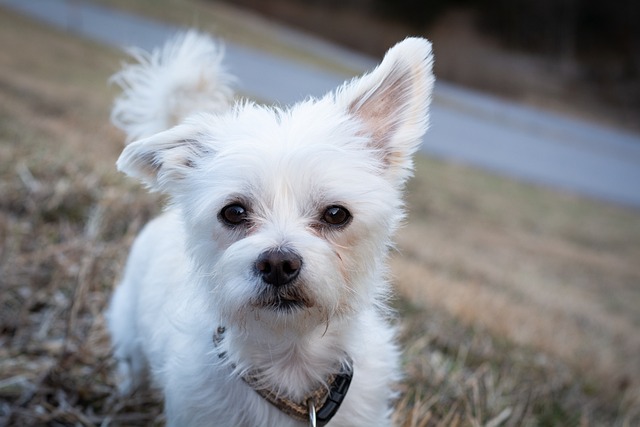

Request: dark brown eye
left=220, top=204, right=248, bottom=226
left=322, top=206, right=351, bottom=227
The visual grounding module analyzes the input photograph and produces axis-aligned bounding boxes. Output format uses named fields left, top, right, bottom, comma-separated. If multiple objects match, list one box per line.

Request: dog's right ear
left=116, top=119, right=211, bottom=193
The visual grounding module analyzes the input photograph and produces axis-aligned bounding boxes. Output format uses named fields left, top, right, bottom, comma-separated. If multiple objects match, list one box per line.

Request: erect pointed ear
left=336, top=37, right=434, bottom=186
left=116, top=117, right=212, bottom=193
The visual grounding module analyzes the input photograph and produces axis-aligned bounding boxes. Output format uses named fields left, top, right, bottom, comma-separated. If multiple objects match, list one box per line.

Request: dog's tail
left=110, top=30, right=234, bottom=143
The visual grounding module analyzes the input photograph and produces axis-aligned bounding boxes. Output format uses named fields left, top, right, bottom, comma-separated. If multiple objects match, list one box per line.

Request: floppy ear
left=336, top=37, right=434, bottom=186
left=116, top=118, right=212, bottom=193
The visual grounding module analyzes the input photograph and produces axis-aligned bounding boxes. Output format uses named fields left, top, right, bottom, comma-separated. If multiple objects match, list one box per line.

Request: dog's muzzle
left=251, top=248, right=312, bottom=312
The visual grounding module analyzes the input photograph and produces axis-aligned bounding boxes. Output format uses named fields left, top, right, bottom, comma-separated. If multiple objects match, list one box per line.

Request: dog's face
left=117, top=38, right=434, bottom=328
left=167, top=104, right=404, bottom=325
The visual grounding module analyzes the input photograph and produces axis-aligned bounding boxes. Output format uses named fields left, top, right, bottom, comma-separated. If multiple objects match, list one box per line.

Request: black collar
left=213, top=326, right=353, bottom=426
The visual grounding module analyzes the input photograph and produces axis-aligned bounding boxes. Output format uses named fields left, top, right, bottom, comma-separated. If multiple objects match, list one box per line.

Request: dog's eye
left=220, top=204, right=248, bottom=226
left=322, top=206, right=351, bottom=227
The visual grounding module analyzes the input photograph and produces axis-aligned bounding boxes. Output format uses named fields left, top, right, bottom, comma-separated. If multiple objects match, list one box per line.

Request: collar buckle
left=313, top=360, right=353, bottom=426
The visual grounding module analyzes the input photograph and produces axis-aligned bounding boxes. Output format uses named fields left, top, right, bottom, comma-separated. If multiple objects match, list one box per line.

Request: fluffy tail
left=110, top=30, right=235, bottom=142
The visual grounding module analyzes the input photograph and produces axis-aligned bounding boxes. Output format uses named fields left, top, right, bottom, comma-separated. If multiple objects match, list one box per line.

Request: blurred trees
left=375, top=0, right=639, bottom=77
left=373, top=0, right=454, bottom=27
left=221, top=0, right=639, bottom=112
left=234, top=0, right=638, bottom=74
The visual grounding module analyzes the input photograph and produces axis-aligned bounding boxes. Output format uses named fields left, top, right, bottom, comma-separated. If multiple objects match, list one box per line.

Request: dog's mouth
left=263, top=298, right=305, bottom=313
left=251, top=285, right=314, bottom=313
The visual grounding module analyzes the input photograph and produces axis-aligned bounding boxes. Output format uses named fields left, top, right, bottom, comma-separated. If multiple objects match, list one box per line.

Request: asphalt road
left=3, top=0, right=640, bottom=207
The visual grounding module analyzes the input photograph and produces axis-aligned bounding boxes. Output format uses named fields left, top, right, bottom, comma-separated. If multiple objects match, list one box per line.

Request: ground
left=1, top=4, right=639, bottom=426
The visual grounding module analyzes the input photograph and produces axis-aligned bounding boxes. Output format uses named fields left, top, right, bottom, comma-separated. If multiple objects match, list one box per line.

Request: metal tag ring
left=307, top=398, right=316, bottom=427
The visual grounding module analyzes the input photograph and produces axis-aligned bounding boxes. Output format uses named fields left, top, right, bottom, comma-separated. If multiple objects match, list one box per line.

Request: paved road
left=3, top=0, right=640, bottom=207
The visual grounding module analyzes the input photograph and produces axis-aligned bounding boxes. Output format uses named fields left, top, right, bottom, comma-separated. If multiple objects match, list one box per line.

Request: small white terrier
left=107, top=31, right=434, bottom=426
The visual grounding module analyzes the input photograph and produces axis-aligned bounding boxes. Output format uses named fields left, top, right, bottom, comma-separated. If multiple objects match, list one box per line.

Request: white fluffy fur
left=107, top=31, right=434, bottom=427
left=110, top=30, right=235, bottom=141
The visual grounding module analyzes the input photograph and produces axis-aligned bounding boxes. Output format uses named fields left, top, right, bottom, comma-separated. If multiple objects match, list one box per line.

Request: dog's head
left=117, top=38, right=434, bottom=328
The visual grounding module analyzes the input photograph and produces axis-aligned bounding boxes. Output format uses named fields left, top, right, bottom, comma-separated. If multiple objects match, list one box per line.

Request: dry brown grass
left=0, top=9, right=164, bottom=425
left=1, top=5, right=639, bottom=427
left=391, top=156, right=640, bottom=426
left=397, top=155, right=640, bottom=380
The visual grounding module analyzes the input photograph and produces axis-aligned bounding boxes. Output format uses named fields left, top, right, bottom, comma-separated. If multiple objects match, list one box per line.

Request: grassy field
left=1, top=4, right=639, bottom=426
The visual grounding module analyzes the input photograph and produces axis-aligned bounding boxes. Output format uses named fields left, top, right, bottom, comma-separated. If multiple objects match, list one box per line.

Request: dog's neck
left=217, top=311, right=358, bottom=401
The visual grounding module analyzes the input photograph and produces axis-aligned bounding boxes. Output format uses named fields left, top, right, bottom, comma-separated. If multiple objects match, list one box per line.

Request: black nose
left=255, top=249, right=302, bottom=287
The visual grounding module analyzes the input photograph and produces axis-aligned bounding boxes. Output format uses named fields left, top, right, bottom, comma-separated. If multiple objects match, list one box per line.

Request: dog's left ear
left=336, top=37, right=434, bottom=186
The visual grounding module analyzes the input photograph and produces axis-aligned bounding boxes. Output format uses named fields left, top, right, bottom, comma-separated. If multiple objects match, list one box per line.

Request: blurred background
left=0, top=0, right=639, bottom=426
left=224, top=0, right=640, bottom=130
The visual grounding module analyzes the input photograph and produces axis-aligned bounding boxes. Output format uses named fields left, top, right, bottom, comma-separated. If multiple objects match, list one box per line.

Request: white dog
left=107, top=31, right=434, bottom=426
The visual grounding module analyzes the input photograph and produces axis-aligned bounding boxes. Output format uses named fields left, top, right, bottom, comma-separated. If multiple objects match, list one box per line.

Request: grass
left=1, top=4, right=639, bottom=426
left=392, top=156, right=640, bottom=425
